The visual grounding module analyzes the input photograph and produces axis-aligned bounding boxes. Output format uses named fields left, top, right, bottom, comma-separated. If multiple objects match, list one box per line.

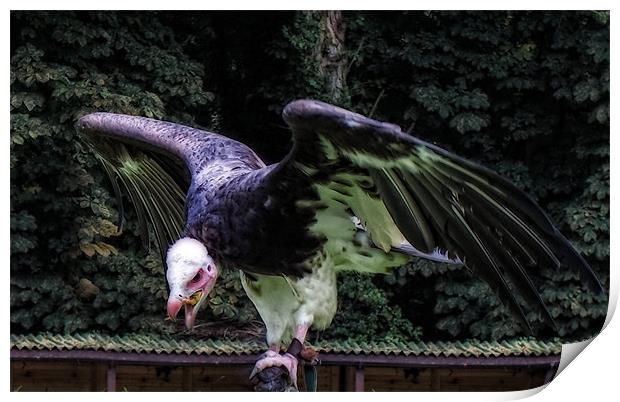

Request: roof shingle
left=10, top=332, right=562, bottom=357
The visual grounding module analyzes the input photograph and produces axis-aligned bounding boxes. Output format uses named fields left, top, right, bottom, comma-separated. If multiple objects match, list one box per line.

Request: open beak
left=167, top=291, right=208, bottom=330
left=166, top=265, right=218, bottom=330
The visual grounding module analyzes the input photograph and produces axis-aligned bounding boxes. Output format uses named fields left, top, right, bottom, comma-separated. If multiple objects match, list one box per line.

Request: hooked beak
left=167, top=267, right=217, bottom=330
left=167, top=290, right=209, bottom=330
left=167, top=297, right=183, bottom=319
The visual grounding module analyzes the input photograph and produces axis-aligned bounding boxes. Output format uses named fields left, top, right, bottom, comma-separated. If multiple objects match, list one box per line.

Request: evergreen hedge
left=10, top=11, right=608, bottom=342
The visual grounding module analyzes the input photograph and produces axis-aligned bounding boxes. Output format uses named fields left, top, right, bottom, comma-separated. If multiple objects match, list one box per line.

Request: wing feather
left=77, top=112, right=268, bottom=276
left=92, top=141, right=186, bottom=265
left=76, top=113, right=206, bottom=270
left=278, top=99, right=603, bottom=332
left=370, top=168, right=435, bottom=252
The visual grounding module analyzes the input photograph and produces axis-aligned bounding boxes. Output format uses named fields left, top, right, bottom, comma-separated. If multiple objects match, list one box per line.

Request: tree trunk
left=317, top=11, right=348, bottom=104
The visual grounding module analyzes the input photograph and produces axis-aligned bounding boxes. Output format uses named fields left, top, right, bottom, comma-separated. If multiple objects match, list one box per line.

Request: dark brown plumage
left=76, top=99, right=603, bottom=334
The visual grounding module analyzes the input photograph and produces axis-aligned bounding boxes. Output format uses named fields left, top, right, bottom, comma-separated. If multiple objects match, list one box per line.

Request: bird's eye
left=206, top=265, right=213, bottom=273
left=191, top=270, right=202, bottom=283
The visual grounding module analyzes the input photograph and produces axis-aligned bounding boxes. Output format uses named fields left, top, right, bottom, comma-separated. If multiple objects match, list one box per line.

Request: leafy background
left=10, top=11, right=608, bottom=343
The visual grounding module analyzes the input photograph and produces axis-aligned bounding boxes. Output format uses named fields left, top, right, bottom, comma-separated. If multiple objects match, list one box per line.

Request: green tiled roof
left=10, top=332, right=561, bottom=357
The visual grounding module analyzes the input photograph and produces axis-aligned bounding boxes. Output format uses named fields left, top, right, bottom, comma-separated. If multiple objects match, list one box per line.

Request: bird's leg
left=294, top=325, right=319, bottom=364
left=295, top=324, right=309, bottom=342
left=280, top=324, right=313, bottom=383
left=286, top=324, right=310, bottom=359
left=282, top=324, right=320, bottom=391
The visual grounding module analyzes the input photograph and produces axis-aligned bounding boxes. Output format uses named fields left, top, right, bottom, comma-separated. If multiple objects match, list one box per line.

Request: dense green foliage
left=11, top=11, right=608, bottom=342
left=10, top=11, right=254, bottom=334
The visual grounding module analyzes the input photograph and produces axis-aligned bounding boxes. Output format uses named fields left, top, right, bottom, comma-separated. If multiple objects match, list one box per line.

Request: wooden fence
left=10, top=349, right=558, bottom=392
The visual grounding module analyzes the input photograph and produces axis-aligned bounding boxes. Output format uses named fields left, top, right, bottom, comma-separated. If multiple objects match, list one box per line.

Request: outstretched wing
left=76, top=113, right=226, bottom=266
left=277, top=99, right=603, bottom=332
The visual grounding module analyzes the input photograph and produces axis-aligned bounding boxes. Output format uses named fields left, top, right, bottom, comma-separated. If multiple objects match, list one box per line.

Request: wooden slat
left=341, top=366, right=355, bottom=391
left=431, top=368, right=440, bottom=391
left=364, top=367, right=434, bottom=391
left=433, top=367, right=545, bottom=391
left=191, top=366, right=253, bottom=391
left=106, top=363, right=116, bottom=391
left=182, top=367, right=193, bottom=391
left=355, top=366, right=365, bottom=391
left=315, top=365, right=341, bottom=391
left=116, top=365, right=186, bottom=392
left=92, top=363, right=107, bottom=391
left=11, top=361, right=104, bottom=391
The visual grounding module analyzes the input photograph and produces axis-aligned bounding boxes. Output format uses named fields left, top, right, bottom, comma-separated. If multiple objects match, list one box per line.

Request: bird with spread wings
left=76, top=99, right=602, bottom=390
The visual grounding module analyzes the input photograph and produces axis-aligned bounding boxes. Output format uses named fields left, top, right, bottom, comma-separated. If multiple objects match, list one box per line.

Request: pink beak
left=184, top=304, right=198, bottom=329
left=167, top=296, right=200, bottom=329
left=166, top=266, right=217, bottom=330
left=167, top=297, right=183, bottom=320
